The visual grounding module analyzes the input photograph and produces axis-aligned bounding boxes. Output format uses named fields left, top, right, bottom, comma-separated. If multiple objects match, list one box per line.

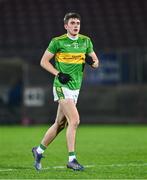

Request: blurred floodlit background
left=0, top=0, right=147, bottom=125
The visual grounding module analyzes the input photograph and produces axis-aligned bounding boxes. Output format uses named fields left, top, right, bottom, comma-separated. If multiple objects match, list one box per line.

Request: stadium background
left=0, top=0, right=147, bottom=125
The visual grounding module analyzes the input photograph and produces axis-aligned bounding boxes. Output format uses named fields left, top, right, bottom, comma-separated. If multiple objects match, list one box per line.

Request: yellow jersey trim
left=55, top=52, right=85, bottom=64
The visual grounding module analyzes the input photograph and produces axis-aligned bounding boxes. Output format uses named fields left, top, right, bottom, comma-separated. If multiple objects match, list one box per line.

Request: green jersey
left=47, top=34, right=94, bottom=90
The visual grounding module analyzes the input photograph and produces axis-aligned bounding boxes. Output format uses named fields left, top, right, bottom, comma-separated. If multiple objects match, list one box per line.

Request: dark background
left=0, top=0, right=147, bottom=124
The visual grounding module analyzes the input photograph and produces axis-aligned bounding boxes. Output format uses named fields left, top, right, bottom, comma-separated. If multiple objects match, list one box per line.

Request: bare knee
left=68, top=116, right=80, bottom=129
left=55, top=119, right=67, bottom=133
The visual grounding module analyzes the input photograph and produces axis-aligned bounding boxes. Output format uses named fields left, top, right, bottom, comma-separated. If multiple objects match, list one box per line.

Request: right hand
left=57, top=72, right=72, bottom=84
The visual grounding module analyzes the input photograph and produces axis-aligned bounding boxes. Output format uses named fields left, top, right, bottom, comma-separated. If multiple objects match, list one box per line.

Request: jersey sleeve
left=47, top=38, right=58, bottom=54
left=86, top=38, right=94, bottom=54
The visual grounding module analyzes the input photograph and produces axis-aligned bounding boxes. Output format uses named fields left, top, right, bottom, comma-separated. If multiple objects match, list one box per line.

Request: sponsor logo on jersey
left=64, top=44, right=71, bottom=47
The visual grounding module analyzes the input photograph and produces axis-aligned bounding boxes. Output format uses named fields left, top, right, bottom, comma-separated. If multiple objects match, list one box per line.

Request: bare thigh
left=58, top=99, right=80, bottom=125
left=55, top=103, right=68, bottom=129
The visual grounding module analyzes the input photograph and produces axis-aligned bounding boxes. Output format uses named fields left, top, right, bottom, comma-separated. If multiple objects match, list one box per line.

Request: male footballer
left=32, top=12, right=99, bottom=171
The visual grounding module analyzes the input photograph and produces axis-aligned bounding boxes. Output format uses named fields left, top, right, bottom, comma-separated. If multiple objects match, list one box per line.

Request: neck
left=67, top=33, right=78, bottom=40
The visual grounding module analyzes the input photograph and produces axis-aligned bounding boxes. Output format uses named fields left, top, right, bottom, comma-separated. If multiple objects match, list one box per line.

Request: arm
left=40, top=50, right=71, bottom=84
left=88, top=51, right=99, bottom=69
left=40, top=50, right=59, bottom=76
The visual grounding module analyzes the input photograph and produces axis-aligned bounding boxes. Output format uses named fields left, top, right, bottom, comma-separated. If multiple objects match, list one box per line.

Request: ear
left=64, top=24, right=68, bottom=30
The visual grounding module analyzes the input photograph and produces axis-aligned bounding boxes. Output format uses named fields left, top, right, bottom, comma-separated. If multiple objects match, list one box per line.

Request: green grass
left=0, top=125, right=147, bottom=179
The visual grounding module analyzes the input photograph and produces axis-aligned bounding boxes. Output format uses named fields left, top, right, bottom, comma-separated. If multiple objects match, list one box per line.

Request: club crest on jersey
left=72, top=42, right=79, bottom=48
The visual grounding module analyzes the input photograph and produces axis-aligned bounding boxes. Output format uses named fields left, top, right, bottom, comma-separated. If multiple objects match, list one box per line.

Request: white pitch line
left=43, top=163, right=147, bottom=169
left=99, top=163, right=147, bottom=167
left=43, top=164, right=95, bottom=170
left=1, top=163, right=147, bottom=172
left=0, top=169, right=14, bottom=172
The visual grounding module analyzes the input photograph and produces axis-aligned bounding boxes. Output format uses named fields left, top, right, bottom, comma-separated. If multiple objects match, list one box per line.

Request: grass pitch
left=0, top=125, right=147, bottom=179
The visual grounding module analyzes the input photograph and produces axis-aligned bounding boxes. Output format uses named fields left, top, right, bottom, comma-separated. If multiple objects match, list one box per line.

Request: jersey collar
left=67, top=33, right=79, bottom=40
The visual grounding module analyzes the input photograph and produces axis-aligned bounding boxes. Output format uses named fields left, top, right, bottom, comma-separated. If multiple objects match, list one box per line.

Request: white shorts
left=53, top=87, right=79, bottom=104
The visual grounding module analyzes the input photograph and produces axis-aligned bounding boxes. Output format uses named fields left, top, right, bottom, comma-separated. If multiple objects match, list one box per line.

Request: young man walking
left=32, top=12, right=99, bottom=171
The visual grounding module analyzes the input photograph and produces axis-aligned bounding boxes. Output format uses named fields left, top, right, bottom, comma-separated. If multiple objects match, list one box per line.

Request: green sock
left=69, top=152, right=75, bottom=156
left=36, top=144, right=46, bottom=154
left=40, top=144, right=46, bottom=150
left=69, top=152, right=76, bottom=162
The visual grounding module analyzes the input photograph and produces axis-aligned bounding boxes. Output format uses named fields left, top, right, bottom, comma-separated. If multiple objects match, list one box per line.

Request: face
left=64, top=18, right=81, bottom=37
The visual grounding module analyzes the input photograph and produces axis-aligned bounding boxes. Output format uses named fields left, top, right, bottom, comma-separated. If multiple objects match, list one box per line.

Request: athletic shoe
left=32, top=147, right=43, bottom=170
left=67, top=159, right=84, bottom=171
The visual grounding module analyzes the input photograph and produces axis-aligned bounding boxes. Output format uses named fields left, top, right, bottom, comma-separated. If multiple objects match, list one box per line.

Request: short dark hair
left=64, top=12, right=81, bottom=24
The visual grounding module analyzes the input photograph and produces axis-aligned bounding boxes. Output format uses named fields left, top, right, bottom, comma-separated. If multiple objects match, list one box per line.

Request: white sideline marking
left=43, top=164, right=95, bottom=170
left=1, top=163, right=147, bottom=172
left=0, top=169, right=14, bottom=172
left=99, top=163, right=147, bottom=167
left=0, top=165, right=95, bottom=172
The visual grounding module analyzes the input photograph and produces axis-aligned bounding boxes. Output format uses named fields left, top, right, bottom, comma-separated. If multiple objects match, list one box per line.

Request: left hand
left=91, top=60, right=99, bottom=68
left=87, top=52, right=99, bottom=69
left=85, top=58, right=94, bottom=66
